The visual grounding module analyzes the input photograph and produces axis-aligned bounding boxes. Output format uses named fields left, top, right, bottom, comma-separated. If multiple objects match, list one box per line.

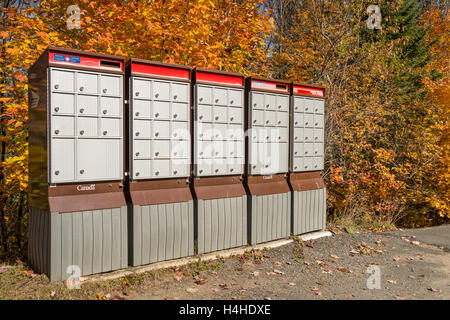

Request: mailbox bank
left=245, top=77, right=291, bottom=245
left=28, top=47, right=127, bottom=281
left=289, top=83, right=327, bottom=235
left=192, top=69, right=247, bottom=254
left=126, top=59, right=194, bottom=266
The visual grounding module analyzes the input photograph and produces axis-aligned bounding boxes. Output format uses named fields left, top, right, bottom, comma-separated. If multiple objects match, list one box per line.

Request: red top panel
left=293, top=84, right=324, bottom=97
left=196, top=71, right=243, bottom=86
left=131, top=62, right=190, bottom=80
left=49, top=50, right=124, bottom=72
left=251, top=79, right=289, bottom=93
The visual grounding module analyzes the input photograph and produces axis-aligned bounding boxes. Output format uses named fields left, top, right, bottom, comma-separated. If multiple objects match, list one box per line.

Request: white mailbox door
left=50, top=139, right=75, bottom=183
left=77, top=139, right=121, bottom=181
left=51, top=69, right=74, bottom=92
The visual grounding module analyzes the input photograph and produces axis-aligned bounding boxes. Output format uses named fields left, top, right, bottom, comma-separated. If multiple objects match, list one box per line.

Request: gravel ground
left=126, top=228, right=450, bottom=300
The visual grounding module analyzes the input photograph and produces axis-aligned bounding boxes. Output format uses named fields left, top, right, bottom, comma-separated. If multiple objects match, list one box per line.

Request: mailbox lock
left=135, top=132, right=140, bottom=136
left=266, top=104, right=269, bottom=108
left=294, top=166, right=297, bottom=170
left=294, top=151, right=298, bottom=155
left=199, top=97, right=203, bottom=102
left=230, top=117, right=234, bottom=121
left=80, top=169, right=85, bottom=174
left=155, top=171, right=159, bottom=176
left=135, top=152, right=140, bottom=156
left=155, top=152, right=159, bottom=156
left=295, top=107, right=298, bottom=110
left=199, top=133, right=203, bottom=138
left=199, top=169, right=203, bottom=174
left=173, top=113, right=177, bottom=118
left=295, top=122, right=298, bottom=125
left=155, top=113, right=159, bottom=118
left=173, top=132, right=178, bottom=137
left=135, top=92, right=139, bottom=96
left=295, top=136, right=298, bottom=140
left=173, top=95, right=178, bottom=100
left=54, top=130, right=60, bottom=135
left=135, top=112, right=139, bottom=116
left=136, top=172, right=140, bottom=176
left=215, top=169, right=219, bottom=173
left=252, top=165, right=256, bottom=169
left=103, top=131, right=108, bottom=135
left=215, top=116, right=219, bottom=120
left=278, top=121, right=281, bottom=125
left=54, top=170, right=60, bottom=175
left=315, top=108, right=318, bottom=112
left=54, top=84, right=59, bottom=89
left=103, top=88, right=107, bottom=93
left=79, top=108, right=85, bottom=113
left=155, top=132, right=159, bottom=137
left=315, top=165, right=318, bottom=168
left=253, top=120, right=257, bottom=123
left=305, top=137, right=308, bottom=140
left=278, top=105, right=281, bottom=109
left=253, top=103, right=257, bottom=107
left=305, top=107, right=309, bottom=111
left=54, top=107, right=59, bottom=112
left=305, top=151, right=308, bottom=154
left=215, top=99, right=219, bottom=103
left=315, top=122, right=318, bottom=126
left=199, top=115, right=203, bottom=120
left=80, top=130, right=85, bottom=135
left=265, top=165, right=269, bottom=168
left=305, top=122, right=308, bottom=125
left=315, top=151, right=318, bottom=154
left=173, top=170, right=178, bottom=175
left=266, top=120, right=269, bottom=124
left=103, top=109, right=108, bottom=114
left=315, top=137, right=318, bottom=140
left=230, top=100, right=234, bottom=104
left=305, top=165, right=308, bottom=168
left=155, top=93, right=159, bottom=98
left=173, top=152, right=177, bottom=156
left=79, top=86, right=84, bottom=91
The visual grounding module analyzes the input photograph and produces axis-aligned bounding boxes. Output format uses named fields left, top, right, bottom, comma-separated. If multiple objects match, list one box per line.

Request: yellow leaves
left=0, top=31, right=9, bottom=39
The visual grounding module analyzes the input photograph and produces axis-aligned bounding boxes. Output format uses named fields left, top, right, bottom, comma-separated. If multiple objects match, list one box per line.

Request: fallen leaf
left=349, top=249, right=359, bottom=256
left=337, top=267, right=350, bottom=273
left=274, top=261, right=282, bottom=265
left=219, top=283, right=228, bottom=289
left=387, top=279, right=397, bottom=284
left=186, top=287, right=198, bottom=293
left=329, top=254, right=339, bottom=259
left=418, top=274, right=427, bottom=278
left=315, top=291, right=323, bottom=296
left=274, top=269, right=284, bottom=275
left=394, top=296, right=407, bottom=300
left=212, top=288, right=220, bottom=292
left=252, top=271, right=260, bottom=277
left=263, top=254, right=272, bottom=259
left=50, top=291, right=56, bottom=297
left=393, top=257, right=400, bottom=261
left=253, top=260, right=262, bottom=265
left=239, top=289, right=247, bottom=293
left=288, top=282, right=296, bottom=286
left=428, top=287, right=441, bottom=293
left=322, top=269, right=332, bottom=274
left=411, top=241, right=421, bottom=246
left=316, top=260, right=326, bottom=266
left=264, top=297, right=272, bottom=300
left=312, top=287, right=319, bottom=291
left=195, top=280, right=206, bottom=285
left=286, top=262, right=292, bottom=265
left=175, top=275, right=182, bottom=281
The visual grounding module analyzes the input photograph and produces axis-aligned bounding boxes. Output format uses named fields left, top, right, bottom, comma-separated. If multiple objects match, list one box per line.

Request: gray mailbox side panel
left=130, top=201, right=194, bottom=267
left=292, top=188, right=326, bottom=235
left=249, top=192, right=291, bottom=245
left=28, top=207, right=127, bottom=282
left=197, top=195, right=247, bottom=254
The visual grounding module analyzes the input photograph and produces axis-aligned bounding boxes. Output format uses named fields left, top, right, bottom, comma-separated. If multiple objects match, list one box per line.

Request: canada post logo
left=76, top=184, right=96, bottom=191
left=54, top=54, right=81, bottom=63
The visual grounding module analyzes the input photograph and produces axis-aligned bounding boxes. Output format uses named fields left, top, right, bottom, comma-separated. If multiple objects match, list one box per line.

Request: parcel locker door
left=251, top=92, right=264, bottom=110
left=212, top=87, right=227, bottom=105
left=172, top=103, right=189, bottom=121
left=51, top=93, right=74, bottom=114
left=133, top=78, right=151, bottom=99
left=77, top=95, right=98, bottom=116
left=134, top=119, right=151, bottom=139
left=248, top=142, right=260, bottom=174
left=153, top=80, right=170, bottom=100
left=77, top=72, right=98, bottom=94
left=100, top=75, right=121, bottom=96
left=153, top=101, right=170, bottom=120
left=77, top=139, right=121, bottom=181
left=276, top=95, right=289, bottom=112
left=228, top=89, right=242, bottom=107
left=51, top=69, right=74, bottom=92
left=50, top=139, right=75, bottom=183
left=197, top=86, right=212, bottom=105
left=133, top=100, right=151, bottom=118
left=51, top=116, right=74, bottom=137
left=172, top=83, right=188, bottom=102
left=100, top=97, right=121, bottom=117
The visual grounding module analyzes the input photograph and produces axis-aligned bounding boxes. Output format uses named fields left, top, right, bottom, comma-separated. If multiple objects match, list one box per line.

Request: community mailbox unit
left=192, top=69, right=247, bottom=254
left=126, top=59, right=194, bottom=266
left=28, top=47, right=127, bottom=281
left=245, top=77, right=291, bottom=245
left=289, top=82, right=327, bottom=235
